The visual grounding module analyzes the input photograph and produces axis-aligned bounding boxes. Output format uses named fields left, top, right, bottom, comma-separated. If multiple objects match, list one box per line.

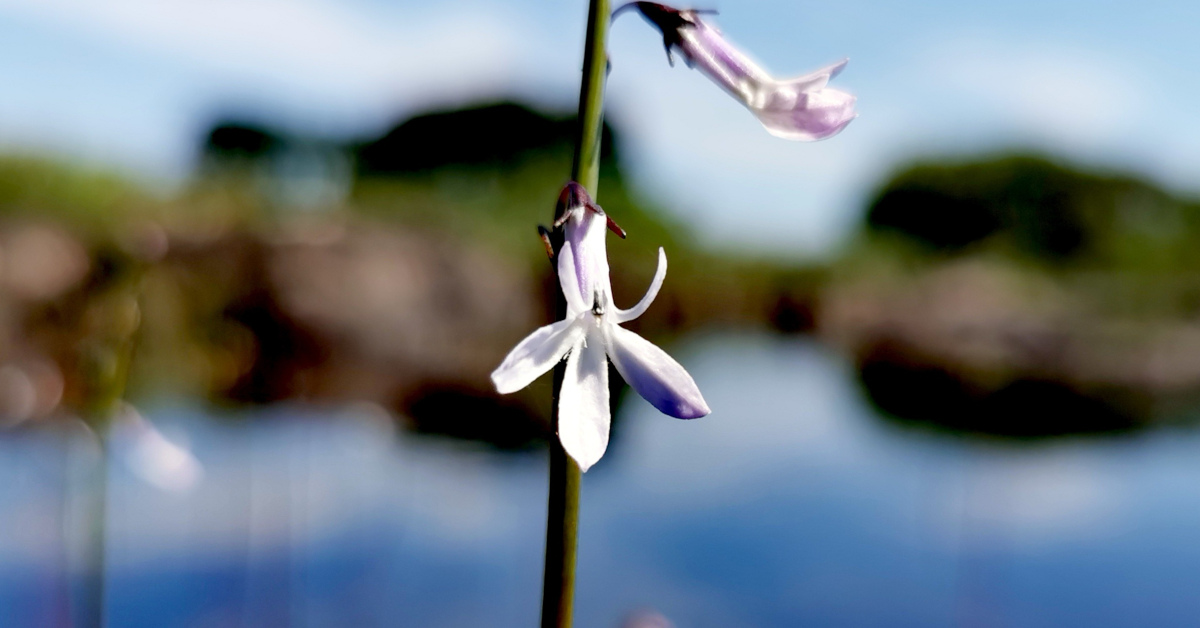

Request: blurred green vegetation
left=832, top=153, right=1200, bottom=435
left=0, top=101, right=819, bottom=441
left=15, top=101, right=1195, bottom=439
left=853, top=154, right=1200, bottom=319
left=864, top=154, right=1200, bottom=269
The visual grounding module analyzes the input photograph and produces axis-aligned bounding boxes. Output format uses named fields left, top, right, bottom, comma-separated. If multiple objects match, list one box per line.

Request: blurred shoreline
left=0, top=102, right=820, bottom=444
left=6, top=103, right=1200, bottom=442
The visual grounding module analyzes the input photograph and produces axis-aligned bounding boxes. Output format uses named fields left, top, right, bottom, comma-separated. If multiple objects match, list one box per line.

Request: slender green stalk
left=77, top=275, right=144, bottom=628
left=569, top=0, right=610, bottom=194
left=541, top=1, right=609, bottom=627
left=79, top=434, right=109, bottom=628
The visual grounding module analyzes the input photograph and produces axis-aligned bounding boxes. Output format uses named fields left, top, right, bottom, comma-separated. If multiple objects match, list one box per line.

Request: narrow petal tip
left=827, top=57, right=850, bottom=79
left=607, top=326, right=710, bottom=420
left=572, top=450, right=601, bottom=473
left=656, top=386, right=711, bottom=419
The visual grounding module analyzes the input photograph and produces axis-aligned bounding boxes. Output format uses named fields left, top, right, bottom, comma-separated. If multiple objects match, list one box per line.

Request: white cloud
left=0, top=0, right=529, bottom=108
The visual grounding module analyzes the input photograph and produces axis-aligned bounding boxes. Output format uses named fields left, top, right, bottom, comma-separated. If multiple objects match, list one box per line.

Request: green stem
left=570, top=0, right=611, bottom=194
left=77, top=271, right=145, bottom=628
left=79, top=437, right=109, bottom=628
left=540, top=422, right=582, bottom=628
left=541, top=0, right=609, bottom=627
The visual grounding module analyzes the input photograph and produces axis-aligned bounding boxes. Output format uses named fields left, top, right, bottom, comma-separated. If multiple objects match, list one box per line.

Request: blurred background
left=2, top=0, right=1200, bottom=626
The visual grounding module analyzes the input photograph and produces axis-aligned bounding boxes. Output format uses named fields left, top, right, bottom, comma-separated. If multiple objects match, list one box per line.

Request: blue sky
left=1, top=0, right=1198, bottom=255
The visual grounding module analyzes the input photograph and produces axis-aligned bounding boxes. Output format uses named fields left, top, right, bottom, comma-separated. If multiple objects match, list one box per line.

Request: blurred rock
left=159, top=218, right=550, bottom=442
left=0, top=355, right=67, bottom=427
left=0, top=116, right=826, bottom=442
left=820, top=259, right=1200, bottom=435
left=1, top=223, right=90, bottom=302
left=266, top=221, right=537, bottom=393
left=402, top=384, right=547, bottom=449
left=834, top=153, right=1200, bottom=436
left=0, top=364, right=37, bottom=425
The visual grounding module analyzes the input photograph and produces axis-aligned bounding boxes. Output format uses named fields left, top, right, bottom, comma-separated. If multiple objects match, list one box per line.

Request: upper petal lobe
left=557, top=242, right=589, bottom=316
left=615, top=247, right=667, bottom=324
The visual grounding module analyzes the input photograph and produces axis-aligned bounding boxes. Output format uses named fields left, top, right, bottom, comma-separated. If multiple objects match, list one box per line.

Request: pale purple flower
left=492, top=183, right=709, bottom=471
left=622, top=2, right=856, bottom=141
left=111, top=403, right=203, bottom=492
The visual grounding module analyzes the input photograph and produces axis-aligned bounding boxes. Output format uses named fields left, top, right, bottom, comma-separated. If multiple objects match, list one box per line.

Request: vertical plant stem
left=80, top=435, right=109, bottom=628
left=541, top=1, right=609, bottom=627
left=570, top=0, right=611, bottom=194
left=540, top=431, right=581, bottom=628
left=78, top=275, right=144, bottom=628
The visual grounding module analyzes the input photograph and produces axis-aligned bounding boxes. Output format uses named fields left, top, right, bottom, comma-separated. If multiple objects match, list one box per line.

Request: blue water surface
left=1, top=334, right=1199, bottom=627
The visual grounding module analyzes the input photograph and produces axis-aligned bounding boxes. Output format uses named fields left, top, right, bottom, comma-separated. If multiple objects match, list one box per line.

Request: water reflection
left=3, top=334, right=1200, bottom=627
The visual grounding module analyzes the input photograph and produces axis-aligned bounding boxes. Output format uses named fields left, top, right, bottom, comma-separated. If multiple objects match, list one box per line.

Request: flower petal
left=642, top=7, right=856, bottom=142
left=775, top=58, right=849, bottom=93
left=563, top=206, right=612, bottom=311
left=557, top=242, right=588, bottom=316
left=677, top=21, right=772, bottom=101
left=754, top=87, right=857, bottom=141
left=606, top=325, right=710, bottom=419
left=557, top=329, right=610, bottom=472
left=615, top=247, right=667, bottom=324
left=491, top=319, right=583, bottom=394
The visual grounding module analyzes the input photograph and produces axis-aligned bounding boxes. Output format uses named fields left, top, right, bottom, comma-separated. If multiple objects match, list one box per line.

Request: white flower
left=491, top=184, right=709, bottom=471
left=622, top=2, right=857, bottom=141
left=112, top=403, right=204, bottom=492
